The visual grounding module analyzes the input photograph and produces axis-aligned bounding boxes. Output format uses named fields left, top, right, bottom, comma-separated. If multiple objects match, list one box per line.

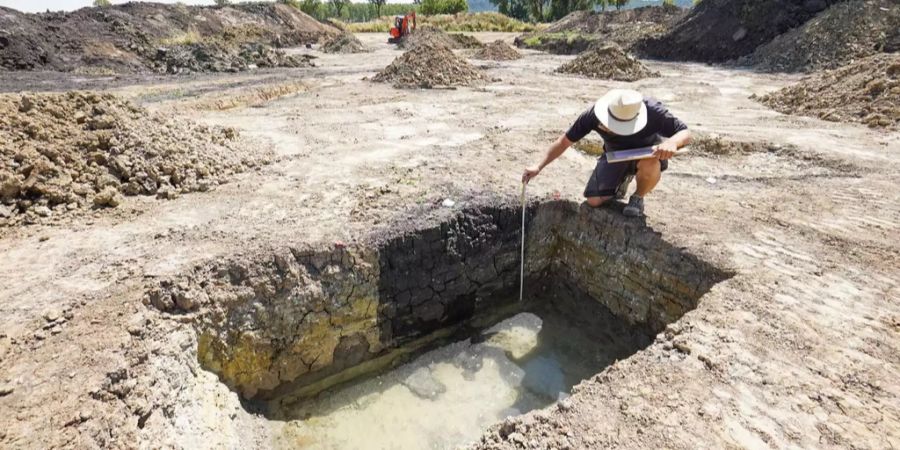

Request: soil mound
left=0, top=3, right=338, bottom=73
left=399, top=27, right=481, bottom=50
left=0, top=92, right=272, bottom=226
left=636, top=0, right=843, bottom=63
left=515, top=5, right=685, bottom=54
left=321, top=32, right=369, bottom=54
left=372, top=42, right=486, bottom=89
left=473, top=40, right=522, bottom=61
left=555, top=43, right=658, bottom=81
left=755, top=53, right=900, bottom=129
left=743, top=0, right=900, bottom=72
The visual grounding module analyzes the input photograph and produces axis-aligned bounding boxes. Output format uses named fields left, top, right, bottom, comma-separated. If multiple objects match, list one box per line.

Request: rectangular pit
left=148, top=200, right=729, bottom=448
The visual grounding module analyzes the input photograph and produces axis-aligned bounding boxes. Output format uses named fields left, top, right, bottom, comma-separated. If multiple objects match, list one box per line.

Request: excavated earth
left=321, top=32, right=370, bottom=54
left=515, top=5, right=685, bottom=55
left=0, top=32, right=899, bottom=450
left=556, top=43, right=658, bottom=81
left=473, top=40, right=522, bottom=61
left=755, top=53, right=900, bottom=130
left=741, top=0, right=900, bottom=73
left=371, top=42, right=487, bottom=89
left=0, top=3, right=338, bottom=73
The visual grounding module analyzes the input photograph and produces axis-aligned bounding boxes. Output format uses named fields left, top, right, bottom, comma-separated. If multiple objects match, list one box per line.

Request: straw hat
left=594, top=89, right=648, bottom=136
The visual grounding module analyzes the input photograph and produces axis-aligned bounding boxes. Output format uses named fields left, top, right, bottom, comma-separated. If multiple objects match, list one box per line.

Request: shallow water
left=272, top=299, right=650, bottom=450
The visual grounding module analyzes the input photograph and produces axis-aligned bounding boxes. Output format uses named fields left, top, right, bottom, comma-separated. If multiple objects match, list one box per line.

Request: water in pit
left=269, top=295, right=651, bottom=450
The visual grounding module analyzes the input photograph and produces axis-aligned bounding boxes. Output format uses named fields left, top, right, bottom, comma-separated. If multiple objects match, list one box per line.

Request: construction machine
left=388, top=12, right=416, bottom=44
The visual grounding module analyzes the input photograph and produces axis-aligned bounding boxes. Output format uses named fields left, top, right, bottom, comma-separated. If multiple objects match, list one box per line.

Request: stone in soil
left=555, top=43, right=658, bottom=81
left=372, top=42, right=487, bottom=89
left=402, top=367, right=447, bottom=400
left=0, top=91, right=273, bottom=226
left=474, top=40, right=522, bottom=61
left=755, top=53, right=900, bottom=130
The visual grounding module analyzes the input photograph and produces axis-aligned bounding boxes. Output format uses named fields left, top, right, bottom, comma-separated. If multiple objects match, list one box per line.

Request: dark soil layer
left=515, top=5, right=684, bottom=54
left=556, top=43, right=658, bottom=81
left=742, top=0, right=900, bottom=73
left=636, top=0, right=843, bottom=63
left=321, top=32, right=369, bottom=54
left=0, top=92, right=271, bottom=226
left=0, top=3, right=338, bottom=73
left=473, top=40, right=522, bottom=61
left=372, top=42, right=487, bottom=89
left=755, top=53, right=900, bottom=130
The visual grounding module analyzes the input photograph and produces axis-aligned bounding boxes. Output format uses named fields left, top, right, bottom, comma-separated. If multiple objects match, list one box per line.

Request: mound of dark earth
left=755, top=53, right=900, bottom=130
left=322, top=32, right=369, bottom=54
left=742, top=0, right=899, bottom=72
left=515, top=5, right=685, bottom=55
left=0, top=3, right=339, bottom=73
left=372, top=42, right=487, bottom=89
left=473, top=40, right=522, bottom=61
left=0, top=92, right=272, bottom=226
left=635, top=0, right=843, bottom=63
left=556, top=43, right=658, bottom=81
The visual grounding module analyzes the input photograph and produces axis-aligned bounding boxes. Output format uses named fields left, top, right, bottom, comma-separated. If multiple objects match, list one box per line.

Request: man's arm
left=653, top=129, right=691, bottom=160
left=522, top=134, right=573, bottom=183
left=523, top=107, right=596, bottom=183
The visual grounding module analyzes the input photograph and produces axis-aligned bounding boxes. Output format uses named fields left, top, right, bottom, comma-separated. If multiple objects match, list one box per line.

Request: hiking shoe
left=615, top=174, right=634, bottom=200
left=623, top=194, right=644, bottom=217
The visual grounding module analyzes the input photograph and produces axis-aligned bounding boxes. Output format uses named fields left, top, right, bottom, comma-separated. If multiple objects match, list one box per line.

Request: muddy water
left=271, top=295, right=651, bottom=450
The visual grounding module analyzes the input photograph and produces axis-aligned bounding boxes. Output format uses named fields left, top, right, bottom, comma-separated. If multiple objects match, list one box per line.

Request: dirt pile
left=473, top=40, right=522, bottom=61
left=372, top=42, right=487, bottom=89
left=636, top=0, right=843, bottom=62
left=515, top=5, right=685, bottom=54
left=399, top=27, right=481, bottom=50
left=556, top=43, right=658, bottom=81
left=743, top=0, right=900, bottom=72
left=321, top=32, right=369, bottom=54
left=755, top=53, right=900, bottom=129
left=155, top=40, right=314, bottom=74
left=0, top=3, right=338, bottom=73
left=0, top=92, right=271, bottom=226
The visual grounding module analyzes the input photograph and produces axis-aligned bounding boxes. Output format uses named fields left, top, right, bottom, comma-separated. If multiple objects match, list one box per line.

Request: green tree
left=526, top=0, right=550, bottom=21
left=214, top=0, right=230, bottom=5
left=329, top=0, right=349, bottom=17
left=612, top=0, right=629, bottom=10
left=93, top=0, right=111, bottom=6
left=421, top=0, right=468, bottom=14
left=369, top=0, right=387, bottom=17
left=490, top=0, right=529, bottom=21
left=299, top=0, right=321, bottom=16
left=277, top=0, right=301, bottom=8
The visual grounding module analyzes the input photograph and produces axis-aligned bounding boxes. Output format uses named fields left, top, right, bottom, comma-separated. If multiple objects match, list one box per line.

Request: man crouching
left=522, top=88, right=691, bottom=217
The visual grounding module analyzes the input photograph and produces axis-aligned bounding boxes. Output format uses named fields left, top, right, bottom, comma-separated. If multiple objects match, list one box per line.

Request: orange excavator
left=388, top=12, right=416, bottom=44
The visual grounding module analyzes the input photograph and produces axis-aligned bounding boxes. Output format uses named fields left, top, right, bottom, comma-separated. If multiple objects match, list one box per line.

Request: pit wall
left=146, top=201, right=728, bottom=400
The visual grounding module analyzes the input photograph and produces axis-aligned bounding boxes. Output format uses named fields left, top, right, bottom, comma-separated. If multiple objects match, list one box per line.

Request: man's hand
left=522, top=166, right=541, bottom=184
left=653, top=140, right=678, bottom=160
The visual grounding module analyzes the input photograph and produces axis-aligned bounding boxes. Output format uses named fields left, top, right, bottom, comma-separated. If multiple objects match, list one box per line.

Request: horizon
left=0, top=0, right=417, bottom=13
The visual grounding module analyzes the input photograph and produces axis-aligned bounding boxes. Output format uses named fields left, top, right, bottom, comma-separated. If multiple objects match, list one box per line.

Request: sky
left=0, top=0, right=412, bottom=13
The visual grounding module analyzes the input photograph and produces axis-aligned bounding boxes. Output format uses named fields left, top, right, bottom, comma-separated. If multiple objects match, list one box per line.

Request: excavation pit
left=154, top=200, right=730, bottom=448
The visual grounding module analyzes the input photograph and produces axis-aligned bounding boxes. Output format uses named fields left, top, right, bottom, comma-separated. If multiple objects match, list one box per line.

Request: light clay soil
left=0, top=33, right=898, bottom=449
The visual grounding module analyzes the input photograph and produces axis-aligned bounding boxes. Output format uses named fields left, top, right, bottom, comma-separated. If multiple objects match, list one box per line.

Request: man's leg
left=585, top=196, right=612, bottom=207
left=635, top=157, right=661, bottom=197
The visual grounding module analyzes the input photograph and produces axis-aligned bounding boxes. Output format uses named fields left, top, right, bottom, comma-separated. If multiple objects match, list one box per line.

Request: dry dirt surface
left=637, top=0, right=843, bottom=62
left=322, top=32, right=370, bottom=54
left=743, top=0, right=900, bottom=73
left=371, top=42, right=487, bottom=88
left=756, top=53, right=900, bottom=129
left=0, top=32, right=899, bottom=450
left=473, top=40, right=522, bottom=61
left=0, top=91, right=270, bottom=228
left=556, top=43, right=658, bottom=81
left=0, top=3, right=338, bottom=73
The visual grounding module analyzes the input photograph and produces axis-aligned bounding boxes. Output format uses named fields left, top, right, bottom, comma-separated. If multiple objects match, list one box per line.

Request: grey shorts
left=583, top=155, right=668, bottom=198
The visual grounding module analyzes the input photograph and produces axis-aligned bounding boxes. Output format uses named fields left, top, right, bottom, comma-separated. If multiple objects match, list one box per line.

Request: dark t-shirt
left=565, top=97, right=688, bottom=151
